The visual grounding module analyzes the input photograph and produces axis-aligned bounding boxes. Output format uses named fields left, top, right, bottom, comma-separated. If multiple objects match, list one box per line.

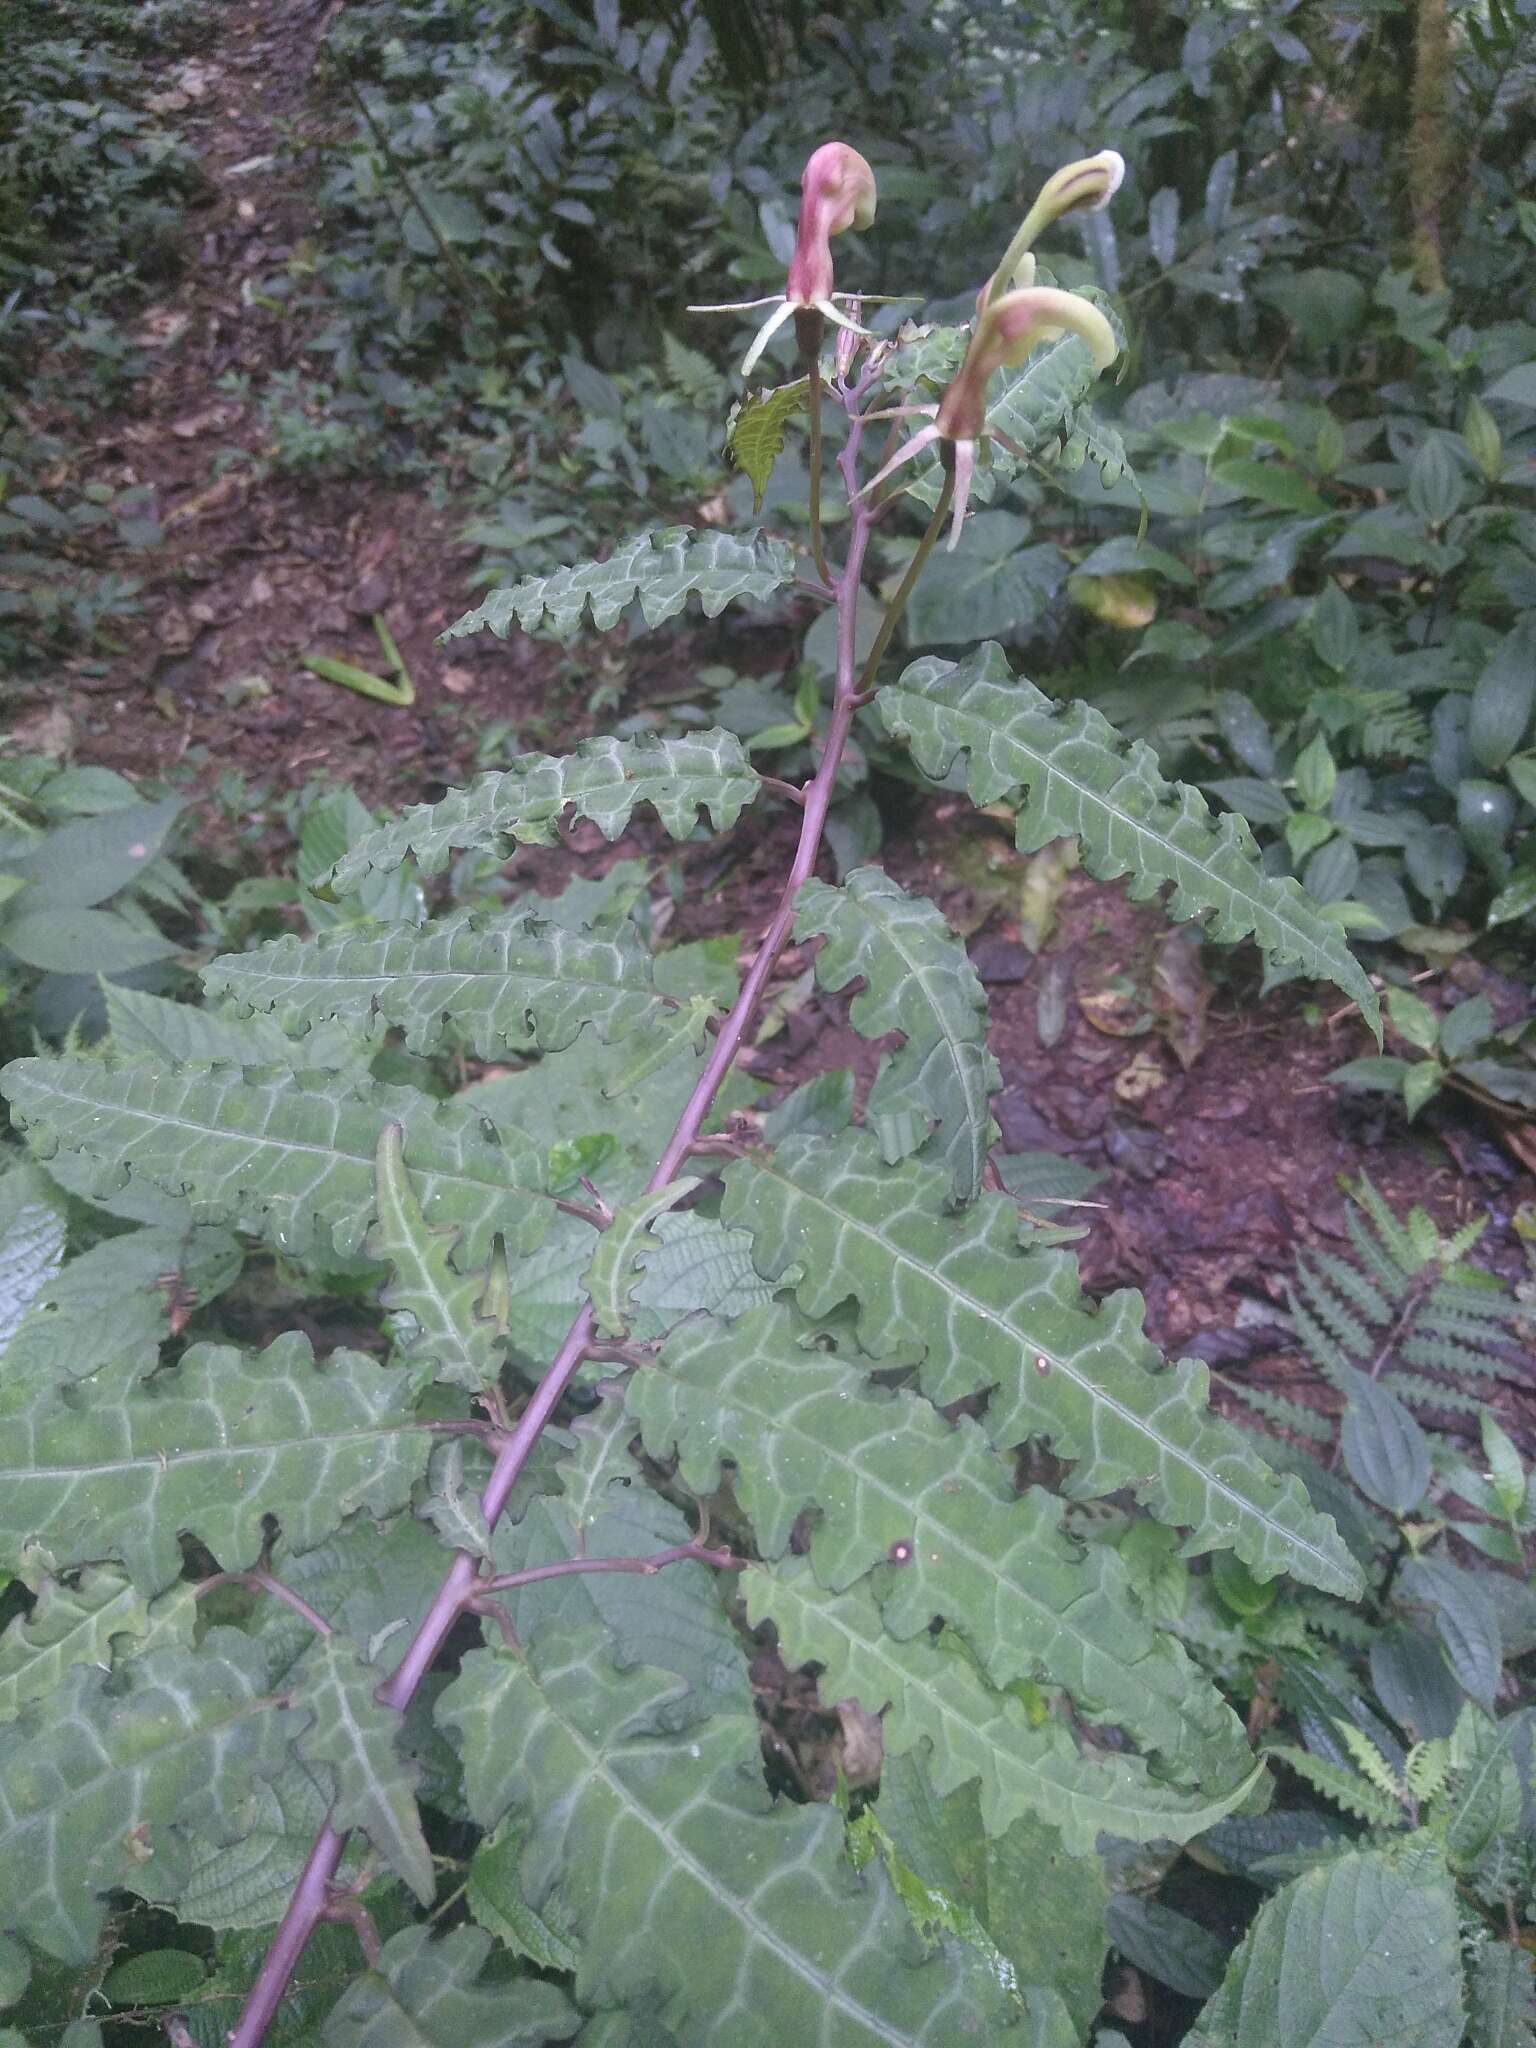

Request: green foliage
left=879, top=643, right=1380, bottom=1038
left=323, top=731, right=761, bottom=896
left=1189, top=1839, right=1465, bottom=2048
left=445, top=526, right=797, bottom=644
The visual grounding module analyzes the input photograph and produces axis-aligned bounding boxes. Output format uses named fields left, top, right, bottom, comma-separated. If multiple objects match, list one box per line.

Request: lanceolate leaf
left=323, top=731, right=760, bottom=896
left=0, top=1633, right=286, bottom=1962
left=632, top=1307, right=1249, bottom=1784
left=796, top=869, right=999, bottom=1202
left=0, top=1332, right=432, bottom=1593
left=443, top=525, right=796, bottom=643
left=322, top=1926, right=578, bottom=2048
left=437, top=1628, right=1025, bottom=2043
left=722, top=1134, right=1360, bottom=1597
left=0, top=1058, right=549, bottom=1266
left=749, top=1566, right=1264, bottom=1856
left=1188, top=1838, right=1464, bottom=2048
left=204, top=910, right=674, bottom=1060
left=371, top=1123, right=506, bottom=1391
left=878, top=644, right=1380, bottom=1036
left=288, top=1637, right=434, bottom=1905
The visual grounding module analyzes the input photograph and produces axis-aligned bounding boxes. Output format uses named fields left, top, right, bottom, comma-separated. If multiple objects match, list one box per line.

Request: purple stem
left=195, top=1568, right=334, bottom=1640
left=480, top=1542, right=743, bottom=1593
left=223, top=362, right=884, bottom=2048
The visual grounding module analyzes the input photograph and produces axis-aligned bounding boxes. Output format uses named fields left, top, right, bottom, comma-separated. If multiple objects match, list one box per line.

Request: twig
left=853, top=472, right=955, bottom=695
left=195, top=1569, right=334, bottom=1639
left=479, top=1543, right=743, bottom=1594
left=321, top=1891, right=383, bottom=1969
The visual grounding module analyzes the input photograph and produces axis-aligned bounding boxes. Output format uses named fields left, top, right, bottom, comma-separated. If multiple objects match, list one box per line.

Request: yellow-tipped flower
left=982, top=148, right=1125, bottom=309
left=860, top=286, right=1119, bottom=548
left=690, top=142, right=878, bottom=377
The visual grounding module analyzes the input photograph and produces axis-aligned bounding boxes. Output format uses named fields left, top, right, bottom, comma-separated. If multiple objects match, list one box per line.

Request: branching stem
left=226, top=356, right=895, bottom=2048
left=195, top=1568, right=334, bottom=1640
left=480, top=1543, right=742, bottom=1594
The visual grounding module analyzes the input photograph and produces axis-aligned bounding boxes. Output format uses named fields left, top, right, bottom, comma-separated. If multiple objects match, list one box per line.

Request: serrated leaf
left=205, top=910, right=674, bottom=1060
left=1339, top=1368, right=1432, bottom=1514
left=322, top=1926, right=577, bottom=2047
left=0, top=1057, right=549, bottom=1267
left=176, top=1758, right=345, bottom=1935
left=878, top=643, right=1379, bottom=1037
left=726, top=380, right=809, bottom=512
left=1467, top=1941, right=1536, bottom=2048
left=323, top=731, right=760, bottom=896
left=0, top=1331, right=431, bottom=1592
left=288, top=1637, right=434, bottom=1904
left=490, top=1395, right=748, bottom=1730
left=585, top=1178, right=699, bottom=1338
left=371, top=1123, right=505, bottom=1390
left=437, top=1627, right=1029, bottom=2043
left=632, top=1307, right=1250, bottom=1783
left=1187, top=1839, right=1464, bottom=2048
left=443, top=525, right=795, bottom=643
left=103, top=1947, right=205, bottom=2005
left=103, top=982, right=340, bottom=1069
left=722, top=1135, right=1361, bottom=1596
left=751, top=1566, right=1263, bottom=1855
left=0, top=1568, right=154, bottom=1722
left=796, top=869, right=1000, bottom=1202
left=0, top=1632, right=285, bottom=1961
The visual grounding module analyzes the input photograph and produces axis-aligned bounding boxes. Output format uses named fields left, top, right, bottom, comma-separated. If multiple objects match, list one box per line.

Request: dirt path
left=19, top=0, right=551, bottom=807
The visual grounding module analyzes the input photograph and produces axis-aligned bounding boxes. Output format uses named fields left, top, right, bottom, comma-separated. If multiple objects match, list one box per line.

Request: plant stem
left=226, top=360, right=890, bottom=2048
left=806, top=359, right=831, bottom=590
left=853, top=473, right=954, bottom=695
left=195, top=1569, right=334, bottom=1639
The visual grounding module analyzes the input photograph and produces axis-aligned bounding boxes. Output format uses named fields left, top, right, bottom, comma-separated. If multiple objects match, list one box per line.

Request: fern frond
left=1287, top=1293, right=1356, bottom=1391
left=1225, top=1380, right=1333, bottom=1444
left=1344, top=1202, right=1413, bottom=1295
left=1264, top=1742, right=1404, bottom=1828
left=443, top=525, right=796, bottom=643
left=1336, top=1722, right=1405, bottom=1805
left=1293, top=1262, right=1378, bottom=1365
left=1380, top=1370, right=1490, bottom=1418
left=877, top=643, right=1380, bottom=1034
left=1353, top=1175, right=1423, bottom=1278
left=1308, top=1249, right=1392, bottom=1327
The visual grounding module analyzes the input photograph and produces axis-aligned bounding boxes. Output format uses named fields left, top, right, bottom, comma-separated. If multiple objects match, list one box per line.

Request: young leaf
left=722, top=1135, right=1362, bottom=1596
left=322, top=731, right=761, bottom=896
left=1187, top=1839, right=1465, bottom=2048
left=631, top=1306, right=1251, bottom=1783
left=0, top=1633, right=286, bottom=1962
left=796, top=869, right=1000, bottom=1201
left=585, top=1177, right=700, bottom=1337
left=205, top=909, right=674, bottom=1060
left=0, top=1332, right=432, bottom=1593
left=321, top=1926, right=578, bottom=2047
left=1, top=1057, right=550, bottom=1267
left=749, top=1566, right=1264, bottom=1854
left=287, top=1636, right=434, bottom=1904
left=878, top=643, right=1380, bottom=1038
left=437, top=1627, right=1031, bottom=2043
left=443, top=525, right=796, bottom=643
left=726, top=379, right=810, bottom=511
left=371, top=1123, right=507, bottom=1391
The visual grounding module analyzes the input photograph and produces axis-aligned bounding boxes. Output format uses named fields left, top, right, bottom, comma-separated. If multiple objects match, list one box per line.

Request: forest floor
left=14, top=0, right=1534, bottom=1459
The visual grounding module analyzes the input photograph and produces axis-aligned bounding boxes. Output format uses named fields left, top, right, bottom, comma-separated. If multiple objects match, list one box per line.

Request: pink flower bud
left=786, top=143, right=877, bottom=307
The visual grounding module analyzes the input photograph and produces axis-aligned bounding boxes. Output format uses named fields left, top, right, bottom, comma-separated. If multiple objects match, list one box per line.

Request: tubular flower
left=860, top=286, right=1119, bottom=549
left=690, top=142, right=878, bottom=377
